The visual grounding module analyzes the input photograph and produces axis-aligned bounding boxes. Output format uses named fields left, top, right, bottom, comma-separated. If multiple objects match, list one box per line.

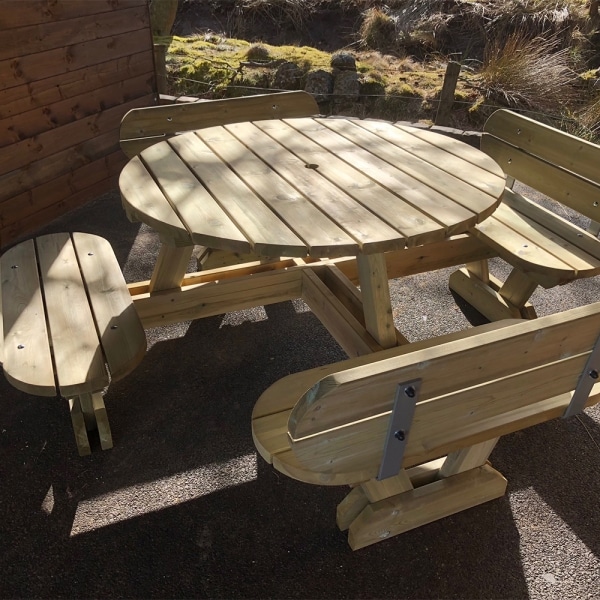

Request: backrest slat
left=483, top=109, right=600, bottom=185
left=482, top=136, right=600, bottom=221
left=287, top=302, right=600, bottom=477
left=120, top=91, right=320, bottom=158
left=290, top=352, right=592, bottom=477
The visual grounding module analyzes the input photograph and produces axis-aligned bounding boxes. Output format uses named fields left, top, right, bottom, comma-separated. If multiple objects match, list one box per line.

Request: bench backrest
left=287, top=302, right=600, bottom=480
left=119, top=91, right=320, bottom=158
left=481, top=109, right=600, bottom=222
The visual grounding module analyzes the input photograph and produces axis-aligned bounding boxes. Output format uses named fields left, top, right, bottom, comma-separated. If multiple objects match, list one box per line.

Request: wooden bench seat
left=449, top=109, right=600, bottom=320
left=1, top=233, right=146, bottom=455
left=252, top=305, right=600, bottom=549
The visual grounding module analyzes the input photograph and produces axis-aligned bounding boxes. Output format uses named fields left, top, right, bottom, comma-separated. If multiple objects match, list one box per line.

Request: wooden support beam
left=347, top=465, right=507, bottom=550
left=149, top=243, right=194, bottom=292
left=356, top=253, right=397, bottom=349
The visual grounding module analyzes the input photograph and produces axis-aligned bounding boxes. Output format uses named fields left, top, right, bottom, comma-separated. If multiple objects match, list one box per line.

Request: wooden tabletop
left=119, top=117, right=506, bottom=259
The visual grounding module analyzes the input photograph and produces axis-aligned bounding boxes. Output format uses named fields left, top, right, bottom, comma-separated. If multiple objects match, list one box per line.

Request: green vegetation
left=165, top=0, right=600, bottom=133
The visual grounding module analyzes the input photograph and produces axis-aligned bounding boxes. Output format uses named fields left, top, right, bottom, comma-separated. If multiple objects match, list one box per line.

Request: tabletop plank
left=170, top=132, right=308, bottom=257
left=317, top=118, right=499, bottom=224
left=282, top=118, right=478, bottom=236
left=225, top=121, right=406, bottom=255
left=297, top=119, right=487, bottom=234
left=357, top=120, right=505, bottom=197
left=140, top=141, right=252, bottom=253
left=254, top=120, right=446, bottom=247
left=392, top=123, right=504, bottom=176
left=194, top=126, right=359, bottom=258
left=119, top=156, right=192, bottom=246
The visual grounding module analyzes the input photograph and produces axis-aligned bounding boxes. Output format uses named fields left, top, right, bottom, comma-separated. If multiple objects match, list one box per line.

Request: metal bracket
left=377, top=379, right=421, bottom=481
left=563, top=334, right=600, bottom=418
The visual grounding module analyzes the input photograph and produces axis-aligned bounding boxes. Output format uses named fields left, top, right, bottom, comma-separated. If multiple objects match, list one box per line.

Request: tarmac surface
left=1, top=187, right=599, bottom=599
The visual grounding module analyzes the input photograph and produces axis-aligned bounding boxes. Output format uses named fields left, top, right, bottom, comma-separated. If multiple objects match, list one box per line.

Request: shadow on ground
left=1, top=191, right=599, bottom=599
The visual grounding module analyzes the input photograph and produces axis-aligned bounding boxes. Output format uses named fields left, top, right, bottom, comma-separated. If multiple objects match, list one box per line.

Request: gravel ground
left=1, top=187, right=599, bottom=599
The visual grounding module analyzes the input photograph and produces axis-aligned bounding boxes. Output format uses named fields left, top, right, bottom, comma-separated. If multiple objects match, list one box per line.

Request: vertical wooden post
left=154, top=43, right=168, bottom=96
left=590, top=1, right=599, bottom=17
left=435, top=61, right=461, bottom=126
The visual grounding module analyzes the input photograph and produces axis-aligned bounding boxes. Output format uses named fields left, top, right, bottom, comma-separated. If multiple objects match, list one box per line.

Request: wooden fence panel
left=0, top=0, right=156, bottom=247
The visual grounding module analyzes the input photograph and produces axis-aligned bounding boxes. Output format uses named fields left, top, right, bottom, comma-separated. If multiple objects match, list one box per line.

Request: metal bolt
left=88, top=252, right=94, bottom=256
left=111, top=325, right=118, bottom=330
left=394, top=429, right=405, bottom=441
left=404, top=385, right=416, bottom=398
left=17, top=344, right=24, bottom=349
left=589, top=369, right=599, bottom=380
left=11, top=265, right=18, bottom=269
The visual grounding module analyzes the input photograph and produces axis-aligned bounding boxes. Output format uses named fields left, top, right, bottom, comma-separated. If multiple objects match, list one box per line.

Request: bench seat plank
left=72, top=233, right=147, bottom=382
left=36, top=233, right=109, bottom=398
left=1, top=239, right=56, bottom=396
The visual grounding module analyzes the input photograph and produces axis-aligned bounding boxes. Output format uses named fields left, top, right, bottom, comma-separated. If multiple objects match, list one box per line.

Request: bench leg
left=449, top=262, right=537, bottom=321
left=69, top=392, right=113, bottom=455
left=69, top=397, right=92, bottom=456
left=338, top=444, right=506, bottom=550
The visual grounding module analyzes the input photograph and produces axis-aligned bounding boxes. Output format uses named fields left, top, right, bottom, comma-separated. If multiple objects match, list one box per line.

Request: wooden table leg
left=149, top=243, right=194, bottom=292
left=356, top=253, right=397, bottom=349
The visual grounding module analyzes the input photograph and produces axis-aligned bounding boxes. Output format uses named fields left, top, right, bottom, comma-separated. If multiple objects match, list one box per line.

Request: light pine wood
left=1, top=239, right=56, bottom=396
left=134, top=266, right=304, bottom=329
left=250, top=304, right=600, bottom=549
left=483, top=108, right=600, bottom=186
left=465, top=259, right=490, bottom=283
left=121, top=116, right=504, bottom=346
left=251, top=319, right=525, bottom=484
left=36, top=233, right=109, bottom=398
left=347, top=465, right=507, bottom=550
left=138, top=141, right=251, bottom=253
left=1, top=233, right=146, bottom=455
left=119, top=156, right=192, bottom=245
left=360, top=470, right=414, bottom=502
left=301, top=269, right=381, bottom=357
left=171, top=131, right=309, bottom=257
left=73, top=232, right=147, bottom=379
left=498, top=268, right=539, bottom=307
left=69, top=397, right=92, bottom=457
left=449, top=268, right=536, bottom=320
left=337, top=487, right=369, bottom=531
left=356, top=253, right=397, bottom=349
left=91, top=391, right=113, bottom=451
left=225, top=121, right=404, bottom=254
left=453, top=109, right=600, bottom=321
left=439, top=438, right=499, bottom=477
left=149, top=244, right=194, bottom=293
left=119, top=91, right=320, bottom=157
left=128, top=234, right=497, bottom=328
left=322, top=118, right=502, bottom=221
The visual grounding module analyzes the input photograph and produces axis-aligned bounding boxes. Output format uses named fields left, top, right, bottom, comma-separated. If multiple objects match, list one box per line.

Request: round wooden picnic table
left=120, top=117, right=505, bottom=349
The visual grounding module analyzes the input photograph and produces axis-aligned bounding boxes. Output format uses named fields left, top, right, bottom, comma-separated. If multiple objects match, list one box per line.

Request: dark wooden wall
left=0, top=0, right=157, bottom=248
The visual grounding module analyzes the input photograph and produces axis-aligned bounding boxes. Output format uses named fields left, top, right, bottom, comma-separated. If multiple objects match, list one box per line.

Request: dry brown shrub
left=478, top=31, right=578, bottom=111
left=359, top=8, right=397, bottom=51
